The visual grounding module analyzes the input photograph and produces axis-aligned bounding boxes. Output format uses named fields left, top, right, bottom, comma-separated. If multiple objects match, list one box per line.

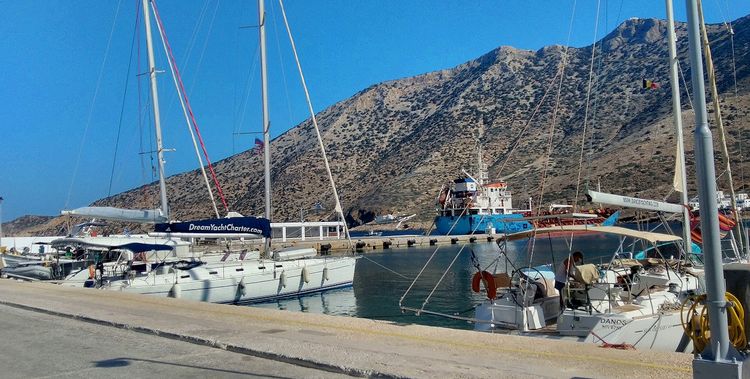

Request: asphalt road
left=0, top=304, right=349, bottom=379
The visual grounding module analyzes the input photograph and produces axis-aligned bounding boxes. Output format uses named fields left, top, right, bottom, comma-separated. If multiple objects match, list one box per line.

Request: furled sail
left=586, top=190, right=683, bottom=213
left=673, top=144, right=685, bottom=193
left=61, top=207, right=167, bottom=224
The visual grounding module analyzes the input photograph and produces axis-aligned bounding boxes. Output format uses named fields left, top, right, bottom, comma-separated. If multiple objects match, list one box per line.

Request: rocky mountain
left=2, top=215, right=56, bottom=236
left=8, top=15, right=750, bottom=235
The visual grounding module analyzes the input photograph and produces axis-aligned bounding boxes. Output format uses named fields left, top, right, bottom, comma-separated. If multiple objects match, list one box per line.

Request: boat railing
left=270, top=221, right=345, bottom=242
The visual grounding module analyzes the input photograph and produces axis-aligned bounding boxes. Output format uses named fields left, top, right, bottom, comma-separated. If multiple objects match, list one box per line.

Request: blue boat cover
left=118, top=242, right=175, bottom=253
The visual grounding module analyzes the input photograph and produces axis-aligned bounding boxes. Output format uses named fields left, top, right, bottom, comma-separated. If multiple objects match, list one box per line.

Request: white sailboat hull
left=583, top=311, right=692, bottom=352
left=106, top=256, right=357, bottom=304
left=474, top=295, right=560, bottom=332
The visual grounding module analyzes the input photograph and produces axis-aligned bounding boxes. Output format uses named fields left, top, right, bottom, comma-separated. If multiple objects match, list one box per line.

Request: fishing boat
left=434, top=150, right=617, bottom=236
left=434, top=150, right=532, bottom=235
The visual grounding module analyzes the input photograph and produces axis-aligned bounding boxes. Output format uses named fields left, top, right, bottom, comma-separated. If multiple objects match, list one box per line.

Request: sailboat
left=544, top=1, right=708, bottom=351
left=405, top=1, right=719, bottom=352
left=56, top=0, right=357, bottom=303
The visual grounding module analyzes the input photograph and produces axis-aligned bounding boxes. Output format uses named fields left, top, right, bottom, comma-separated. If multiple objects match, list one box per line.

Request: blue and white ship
left=434, top=152, right=532, bottom=235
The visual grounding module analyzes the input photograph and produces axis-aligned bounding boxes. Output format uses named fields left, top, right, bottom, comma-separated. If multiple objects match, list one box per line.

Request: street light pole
left=0, top=196, right=4, bottom=250
left=686, top=0, right=745, bottom=377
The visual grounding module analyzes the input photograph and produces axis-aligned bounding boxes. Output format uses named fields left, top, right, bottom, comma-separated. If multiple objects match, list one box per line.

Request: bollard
left=407, top=239, right=416, bottom=247
left=319, top=243, right=332, bottom=255
left=429, top=239, right=438, bottom=246
left=450, top=238, right=458, bottom=244
left=383, top=241, right=392, bottom=249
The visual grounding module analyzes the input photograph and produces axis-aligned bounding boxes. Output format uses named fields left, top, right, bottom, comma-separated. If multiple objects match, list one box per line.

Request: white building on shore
left=688, top=191, right=749, bottom=211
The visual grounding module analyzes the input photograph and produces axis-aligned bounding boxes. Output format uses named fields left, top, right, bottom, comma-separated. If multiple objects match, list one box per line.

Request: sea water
left=250, top=233, right=625, bottom=330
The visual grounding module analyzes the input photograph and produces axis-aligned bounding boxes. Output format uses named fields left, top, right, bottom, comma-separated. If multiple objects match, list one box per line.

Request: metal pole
left=685, top=0, right=730, bottom=360
left=665, top=0, right=692, bottom=257
left=259, top=0, right=271, bottom=222
left=258, top=0, right=272, bottom=257
left=0, top=197, right=3, bottom=249
left=142, top=0, right=170, bottom=220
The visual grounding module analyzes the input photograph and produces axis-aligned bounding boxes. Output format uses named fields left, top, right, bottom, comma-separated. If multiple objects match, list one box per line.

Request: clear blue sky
left=1, top=0, right=748, bottom=221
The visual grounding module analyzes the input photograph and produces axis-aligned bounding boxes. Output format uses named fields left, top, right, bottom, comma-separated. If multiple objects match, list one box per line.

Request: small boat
left=1, top=260, right=55, bottom=281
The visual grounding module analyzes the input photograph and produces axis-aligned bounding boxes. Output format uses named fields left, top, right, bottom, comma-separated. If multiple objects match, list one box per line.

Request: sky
left=1, top=0, right=749, bottom=221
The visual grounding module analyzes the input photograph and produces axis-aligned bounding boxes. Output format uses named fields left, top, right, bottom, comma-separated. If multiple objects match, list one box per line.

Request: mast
left=476, top=147, right=487, bottom=186
left=142, top=0, right=170, bottom=220
left=685, top=0, right=731, bottom=361
left=258, top=0, right=271, bottom=222
left=696, top=2, right=745, bottom=255
left=665, top=0, right=692, bottom=256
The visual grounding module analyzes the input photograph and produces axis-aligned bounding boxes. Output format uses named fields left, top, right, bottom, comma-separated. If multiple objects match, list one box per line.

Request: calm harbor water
left=251, top=233, right=627, bottom=330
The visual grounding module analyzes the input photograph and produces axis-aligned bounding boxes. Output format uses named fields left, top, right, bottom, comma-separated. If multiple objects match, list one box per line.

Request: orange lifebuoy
left=471, top=271, right=497, bottom=300
left=88, top=264, right=96, bottom=279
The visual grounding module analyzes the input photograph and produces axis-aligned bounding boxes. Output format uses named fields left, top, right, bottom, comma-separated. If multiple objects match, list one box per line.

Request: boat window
left=646, top=243, right=681, bottom=259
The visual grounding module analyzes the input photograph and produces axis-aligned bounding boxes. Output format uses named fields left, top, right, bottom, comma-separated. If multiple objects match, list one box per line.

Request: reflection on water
left=249, top=235, right=632, bottom=330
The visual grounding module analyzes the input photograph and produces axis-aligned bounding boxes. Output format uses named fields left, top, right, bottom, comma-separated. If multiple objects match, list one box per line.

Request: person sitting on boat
left=554, top=251, right=583, bottom=309
left=554, top=251, right=583, bottom=292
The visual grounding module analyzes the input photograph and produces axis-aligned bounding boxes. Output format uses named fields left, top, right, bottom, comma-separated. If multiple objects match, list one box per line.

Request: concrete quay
left=0, top=279, right=693, bottom=378
left=250, top=234, right=490, bottom=255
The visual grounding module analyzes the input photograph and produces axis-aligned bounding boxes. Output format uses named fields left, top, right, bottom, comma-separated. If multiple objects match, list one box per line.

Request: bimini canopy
left=51, top=237, right=184, bottom=253
left=500, top=225, right=683, bottom=244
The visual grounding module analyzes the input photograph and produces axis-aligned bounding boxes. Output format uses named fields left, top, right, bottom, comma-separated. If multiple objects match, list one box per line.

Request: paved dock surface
left=0, top=304, right=347, bottom=379
left=0, top=279, right=693, bottom=378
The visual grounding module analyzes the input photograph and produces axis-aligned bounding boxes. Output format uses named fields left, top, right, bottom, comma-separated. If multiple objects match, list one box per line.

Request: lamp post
left=0, top=196, right=4, bottom=249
